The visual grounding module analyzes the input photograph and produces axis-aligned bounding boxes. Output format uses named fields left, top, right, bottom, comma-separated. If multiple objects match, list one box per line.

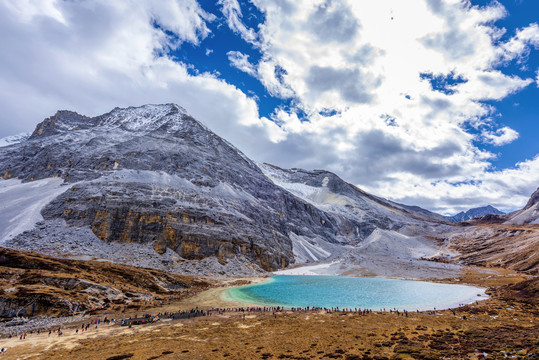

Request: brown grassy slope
left=446, top=224, right=539, bottom=274
left=495, top=276, right=539, bottom=309
left=0, top=247, right=209, bottom=317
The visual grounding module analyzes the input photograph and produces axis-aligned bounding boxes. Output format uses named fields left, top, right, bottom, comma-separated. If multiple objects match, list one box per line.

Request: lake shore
left=175, top=276, right=271, bottom=309
left=219, top=274, right=489, bottom=311
left=182, top=265, right=509, bottom=311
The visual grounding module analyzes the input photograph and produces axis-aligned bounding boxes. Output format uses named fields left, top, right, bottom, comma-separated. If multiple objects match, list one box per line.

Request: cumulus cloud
left=382, top=155, right=539, bottom=215
left=481, top=126, right=519, bottom=146
left=500, top=23, right=539, bottom=63
left=227, top=51, right=257, bottom=76
left=1, top=0, right=67, bottom=24
left=307, top=1, right=359, bottom=43
left=305, top=65, right=380, bottom=104
left=247, top=0, right=538, bottom=212
left=218, top=0, right=258, bottom=44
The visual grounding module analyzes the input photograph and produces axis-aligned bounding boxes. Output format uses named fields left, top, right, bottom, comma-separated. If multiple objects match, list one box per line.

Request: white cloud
left=245, top=0, right=538, bottom=212
left=377, top=155, right=539, bottom=215
left=1, top=0, right=66, bottom=24
left=500, top=23, right=539, bottom=63
left=226, top=50, right=257, bottom=76
left=148, top=1, right=216, bottom=46
left=0, top=0, right=538, bottom=214
left=481, top=126, right=519, bottom=146
left=218, top=0, right=258, bottom=44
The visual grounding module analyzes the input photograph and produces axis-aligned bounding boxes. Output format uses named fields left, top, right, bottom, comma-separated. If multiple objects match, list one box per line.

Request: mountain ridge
left=448, top=205, right=504, bottom=223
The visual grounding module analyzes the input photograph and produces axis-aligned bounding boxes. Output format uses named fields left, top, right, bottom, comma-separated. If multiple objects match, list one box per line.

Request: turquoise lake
left=226, top=275, right=486, bottom=311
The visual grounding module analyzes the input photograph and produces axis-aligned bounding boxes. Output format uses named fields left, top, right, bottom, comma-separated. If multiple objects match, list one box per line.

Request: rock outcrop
left=0, top=247, right=208, bottom=317
left=525, top=187, right=539, bottom=210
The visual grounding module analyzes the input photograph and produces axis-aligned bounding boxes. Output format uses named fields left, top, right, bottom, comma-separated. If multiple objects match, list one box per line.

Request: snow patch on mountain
left=274, top=261, right=344, bottom=276
left=289, top=233, right=344, bottom=264
left=100, top=104, right=186, bottom=131
left=102, top=169, right=199, bottom=190
left=0, top=178, right=73, bottom=244
left=270, top=178, right=356, bottom=211
left=358, top=229, right=441, bottom=259
left=0, top=133, right=30, bottom=147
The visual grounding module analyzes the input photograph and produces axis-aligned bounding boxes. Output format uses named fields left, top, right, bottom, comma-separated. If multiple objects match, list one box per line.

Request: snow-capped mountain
left=448, top=205, right=504, bottom=222
left=1, top=104, right=355, bottom=273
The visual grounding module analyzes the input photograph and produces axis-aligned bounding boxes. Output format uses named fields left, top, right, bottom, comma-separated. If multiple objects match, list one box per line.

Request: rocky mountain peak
left=98, top=103, right=189, bottom=132
left=525, top=187, right=539, bottom=210
left=3, top=104, right=263, bottom=184
left=29, top=110, right=91, bottom=139
left=28, top=104, right=193, bottom=141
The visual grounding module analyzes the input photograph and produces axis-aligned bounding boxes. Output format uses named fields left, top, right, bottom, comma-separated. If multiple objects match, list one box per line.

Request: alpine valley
left=1, top=104, right=537, bottom=279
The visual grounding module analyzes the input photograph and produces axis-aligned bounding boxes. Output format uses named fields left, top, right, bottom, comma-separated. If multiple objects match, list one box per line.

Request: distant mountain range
left=447, top=205, right=505, bottom=222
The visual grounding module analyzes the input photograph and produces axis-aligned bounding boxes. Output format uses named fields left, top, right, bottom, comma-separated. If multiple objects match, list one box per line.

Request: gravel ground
left=0, top=315, right=84, bottom=336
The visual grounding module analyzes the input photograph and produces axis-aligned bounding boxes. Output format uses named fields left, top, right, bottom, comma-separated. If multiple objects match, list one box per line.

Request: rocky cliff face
left=525, top=187, right=539, bottom=210
left=0, top=104, right=347, bottom=271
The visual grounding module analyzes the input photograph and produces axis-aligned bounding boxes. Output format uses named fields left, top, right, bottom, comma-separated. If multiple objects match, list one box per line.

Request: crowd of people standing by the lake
left=0, top=303, right=427, bottom=348
left=202, top=305, right=377, bottom=316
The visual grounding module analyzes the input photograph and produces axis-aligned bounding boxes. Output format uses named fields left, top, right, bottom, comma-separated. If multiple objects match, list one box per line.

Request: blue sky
left=0, top=0, right=538, bottom=214
left=173, top=0, right=301, bottom=120
left=177, top=0, right=539, bottom=171
left=467, top=0, right=539, bottom=170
